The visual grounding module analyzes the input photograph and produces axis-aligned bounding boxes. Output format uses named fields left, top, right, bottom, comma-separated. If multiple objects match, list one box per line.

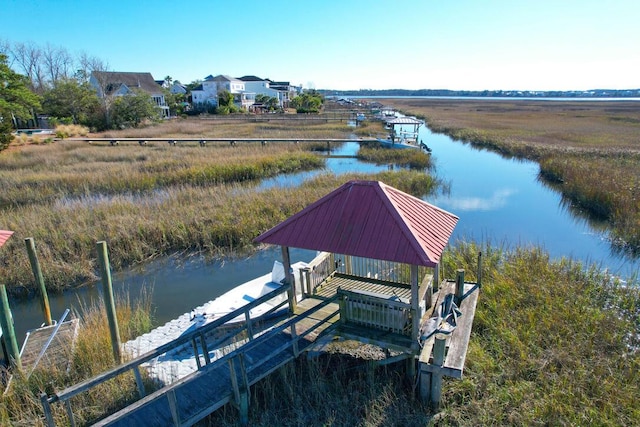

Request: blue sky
left=2, top=0, right=638, bottom=91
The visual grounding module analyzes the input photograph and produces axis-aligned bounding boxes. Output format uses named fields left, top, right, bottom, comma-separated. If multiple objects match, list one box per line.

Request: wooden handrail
left=46, top=285, right=289, bottom=405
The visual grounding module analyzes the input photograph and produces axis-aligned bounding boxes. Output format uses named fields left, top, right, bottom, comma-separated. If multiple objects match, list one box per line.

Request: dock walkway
left=63, top=137, right=379, bottom=147
left=92, top=297, right=340, bottom=426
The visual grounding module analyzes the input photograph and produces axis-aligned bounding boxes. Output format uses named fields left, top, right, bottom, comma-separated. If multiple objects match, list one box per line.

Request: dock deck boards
left=92, top=298, right=340, bottom=426
left=314, top=274, right=412, bottom=301
left=418, top=280, right=480, bottom=378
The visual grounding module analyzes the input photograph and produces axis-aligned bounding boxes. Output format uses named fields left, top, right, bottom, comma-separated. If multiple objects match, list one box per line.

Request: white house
left=191, top=75, right=254, bottom=109
left=237, top=76, right=302, bottom=108
left=238, top=75, right=282, bottom=106
left=90, top=71, right=170, bottom=117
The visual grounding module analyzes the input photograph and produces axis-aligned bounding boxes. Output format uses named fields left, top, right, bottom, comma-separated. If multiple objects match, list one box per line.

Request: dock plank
left=418, top=281, right=480, bottom=379
left=92, top=298, right=339, bottom=426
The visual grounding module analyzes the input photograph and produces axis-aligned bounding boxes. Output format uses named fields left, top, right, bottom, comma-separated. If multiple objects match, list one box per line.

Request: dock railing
left=300, top=252, right=335, bottom=296
left=338, top=288, right=412, bottom=336
left=40, top=285, right=292, bottom=426
left=335, top=254, right=429, bottom=286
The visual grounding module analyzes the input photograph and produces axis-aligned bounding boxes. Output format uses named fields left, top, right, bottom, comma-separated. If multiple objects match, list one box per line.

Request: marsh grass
left=387, top=99, right=640, bottom=255
left=357, top=145, right=433, bottom=169
left=0, top=290, right=154, bottom=426
left=0, top=157, right=440, bottom=295
left=95, top=116, right=359, bottom=140
left=437, top=241, right=640, bottom=426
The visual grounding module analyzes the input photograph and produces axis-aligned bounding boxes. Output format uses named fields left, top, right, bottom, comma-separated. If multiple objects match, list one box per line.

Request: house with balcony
left=190, top=74, right=254, bottom=110
left=90, top=71, right=170, bottom=117
left=237, top=76, right=303, bottom=109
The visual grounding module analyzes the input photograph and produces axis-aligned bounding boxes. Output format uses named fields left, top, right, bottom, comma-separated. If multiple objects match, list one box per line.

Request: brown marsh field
left=0, top=108, right=638, bottom=426
left=387, top=99, right=640, bottom=255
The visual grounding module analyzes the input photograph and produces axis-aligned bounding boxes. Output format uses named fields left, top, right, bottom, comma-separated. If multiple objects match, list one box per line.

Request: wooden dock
left=88, top=297, right=339, bottom=426
left=62, top=137, right=379, bottom=147
left=41, top=258, right=479, bottom=426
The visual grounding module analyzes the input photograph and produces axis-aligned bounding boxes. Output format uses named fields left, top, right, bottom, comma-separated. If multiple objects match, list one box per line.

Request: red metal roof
left=254, top=180, right=458, bottom=267
left=0, top=230, right=13, bottom=249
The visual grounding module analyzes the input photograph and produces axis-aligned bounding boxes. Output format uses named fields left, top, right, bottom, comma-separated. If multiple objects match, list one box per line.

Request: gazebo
left=254, top=180, right=459, bottom=354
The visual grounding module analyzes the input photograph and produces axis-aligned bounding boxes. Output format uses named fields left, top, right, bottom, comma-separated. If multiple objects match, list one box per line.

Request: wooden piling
left=455, top=269, right=465, bottom=306
left=96, top=241, right=122, bottom=363
left=281, top=246, right=296, bottom=312
left=0, top=285, right=21, bottom=370
left=430, top=337, right=446, bottom=411
left=25, top=237, right=52, bottom=326
left=40, top=393, right=55, bottom=427
left=477, top=251, right=483, bottom=288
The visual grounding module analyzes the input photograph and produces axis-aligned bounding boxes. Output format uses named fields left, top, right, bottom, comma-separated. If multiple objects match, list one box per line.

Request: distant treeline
left=320, top=88, right=640, bottom=98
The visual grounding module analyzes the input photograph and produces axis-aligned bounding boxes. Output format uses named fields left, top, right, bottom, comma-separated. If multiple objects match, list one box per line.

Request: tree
left=110, top=90, right=161, bottom=128
left=42, top=78, right=100, bottom=125
left=9, top=41, right=44, bottom=92
left=255, top=94, right=279, bottom=111
left=0, top=53, right=41, bottom=150
left=290, top=91, right=323, bottom=113
left=216, top=90, right=239, bottom=114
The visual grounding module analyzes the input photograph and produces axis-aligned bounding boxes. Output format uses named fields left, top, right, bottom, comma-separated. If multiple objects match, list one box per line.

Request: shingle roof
left=254, top=180, right=458, bottom=267
left=0, top=230, right=13, bottom=249
left=237, top=75, right=265, bottom=81
left=92, top=71, right=163, bottom=95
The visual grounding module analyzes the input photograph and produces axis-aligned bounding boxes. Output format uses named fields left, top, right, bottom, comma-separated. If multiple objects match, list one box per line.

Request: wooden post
left=281, top=246, right=296, bottom=312
left=345, top=255, right=352, bottom=275
left=410, top=265, right=420, bottom=346
left=25, top=237, right=52, bottom=326
left=433, top=262, right=440, bottom=292
left=96, top=241, right=122, bottom=364
left=133, top=366, right=146, bottom=398
left=430, top=336, right=446, bottom=411
left=455, top=269, right=465, bottom=306
left=477, top=251, right=483, bottom=288
left=0, top=285, right=21, bottom=370
left=40, top=393, right=55, bottom=427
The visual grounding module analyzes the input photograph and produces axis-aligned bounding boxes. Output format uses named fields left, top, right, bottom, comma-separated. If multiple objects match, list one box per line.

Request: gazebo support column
left=410, top=265, right=420, bottom=344
left=407, top=265, right=420, bottom=379
left=281, top=246, right=297, bottom=312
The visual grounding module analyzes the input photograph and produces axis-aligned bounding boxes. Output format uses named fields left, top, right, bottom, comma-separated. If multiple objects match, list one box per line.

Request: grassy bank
left=0, top=290, right=154, bottom=426
left=386, top=99, right=640, bottom=255
left=357, top=143, right=433, bottom=170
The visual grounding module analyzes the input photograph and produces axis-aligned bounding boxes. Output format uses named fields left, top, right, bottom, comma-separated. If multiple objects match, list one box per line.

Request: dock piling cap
left=0, top=230, right=14, bottom=248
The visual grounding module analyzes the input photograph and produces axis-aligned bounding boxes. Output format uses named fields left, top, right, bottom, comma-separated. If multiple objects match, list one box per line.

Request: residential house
left=169, top=82, right=187, bottom=95
left=190, top=74, right=254, bottom=109
left=90, top=71, right=170, bottom=117
left=238, top=76, right=302, bottom=109
left=267, top=80, right=303, bottom=108
left=237, top=75, right=283, bottom=109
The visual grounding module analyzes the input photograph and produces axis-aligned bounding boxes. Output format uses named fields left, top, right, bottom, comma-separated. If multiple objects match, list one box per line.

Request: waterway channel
left=9, top=127, right=639, bottom=344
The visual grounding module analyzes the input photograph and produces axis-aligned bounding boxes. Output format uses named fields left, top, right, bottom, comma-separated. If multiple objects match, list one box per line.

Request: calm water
left=9, top=130, right=639, bottom=343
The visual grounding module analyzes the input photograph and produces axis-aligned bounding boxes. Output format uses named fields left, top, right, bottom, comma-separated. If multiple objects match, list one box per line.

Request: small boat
left=197, top=260, right=308, bottom=322
left=376, top=135, right=419, bottom=149
left=124, top=260, right=309, bottom=358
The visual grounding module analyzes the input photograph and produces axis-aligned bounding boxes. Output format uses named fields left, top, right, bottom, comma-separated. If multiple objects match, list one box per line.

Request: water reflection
left=439, top=188, right=517, bottom=212
left=422, top=126, right=638, bottom=277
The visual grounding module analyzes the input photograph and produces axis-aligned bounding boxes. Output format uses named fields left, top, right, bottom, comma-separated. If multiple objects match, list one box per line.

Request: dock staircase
left=41, top=288, right=341, bottom=427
